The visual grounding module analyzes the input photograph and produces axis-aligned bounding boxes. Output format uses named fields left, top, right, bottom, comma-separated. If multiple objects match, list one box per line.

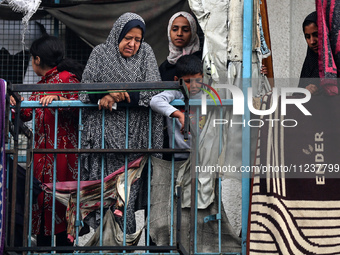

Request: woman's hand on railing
left=109, top=91, right=131, bottom=103
left=98, top=94, right=116, bottom=111
left=39, top=95, right=60, bottom=107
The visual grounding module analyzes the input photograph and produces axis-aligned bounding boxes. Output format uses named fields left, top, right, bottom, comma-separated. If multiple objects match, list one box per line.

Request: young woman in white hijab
left=159, top=11, right=201, bottom=81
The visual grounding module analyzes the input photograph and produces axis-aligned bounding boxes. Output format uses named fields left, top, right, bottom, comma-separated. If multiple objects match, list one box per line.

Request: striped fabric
left=248, top=93, right=340, bottom=254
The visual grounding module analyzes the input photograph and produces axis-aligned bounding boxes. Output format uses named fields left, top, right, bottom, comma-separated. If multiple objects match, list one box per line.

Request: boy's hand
left=170, top=110, right=185, bottom=134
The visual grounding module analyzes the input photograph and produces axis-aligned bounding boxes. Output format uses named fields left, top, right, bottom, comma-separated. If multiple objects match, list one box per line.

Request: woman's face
left=119, top=27, right=143, bottom=58
left=170, top=16, right=192, bottom=48
left=304, top=23, right=318, bottom=53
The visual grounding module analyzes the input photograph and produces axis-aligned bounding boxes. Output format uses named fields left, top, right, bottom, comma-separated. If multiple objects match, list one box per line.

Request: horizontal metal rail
left=18, top=99, right=233, bottom=108
left=8, top=81, right=184, bottom=92
left=29, top=148, right=190, bottom=154
left=5, top=83, right=242, bottom=255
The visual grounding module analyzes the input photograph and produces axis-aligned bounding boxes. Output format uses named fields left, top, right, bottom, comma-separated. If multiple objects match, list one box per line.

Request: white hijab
left=167, top=11, right=200, bottom=65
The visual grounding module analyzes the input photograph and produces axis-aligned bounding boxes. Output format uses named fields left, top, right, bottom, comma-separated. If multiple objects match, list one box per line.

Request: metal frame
left=5, top=77, right=251, bottom=254
left=5, top=81, right=192, bottom=254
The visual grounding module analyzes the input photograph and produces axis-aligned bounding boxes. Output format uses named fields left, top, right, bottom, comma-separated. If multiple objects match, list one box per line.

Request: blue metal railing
left=242, top=0, right=253, bottom=253
left=5, top=83, right=249, bottom=254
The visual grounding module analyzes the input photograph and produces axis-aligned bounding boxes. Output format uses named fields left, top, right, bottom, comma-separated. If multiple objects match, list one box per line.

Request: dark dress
left=298, top=48, right=320, bottom=89
left=159, top=51, right=202, bottom=81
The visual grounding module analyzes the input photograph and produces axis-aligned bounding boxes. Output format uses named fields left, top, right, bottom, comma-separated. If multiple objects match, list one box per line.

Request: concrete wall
left=267, top=0, right=315, bottom=80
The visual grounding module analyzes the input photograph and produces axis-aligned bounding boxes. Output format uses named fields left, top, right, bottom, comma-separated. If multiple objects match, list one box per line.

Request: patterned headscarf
left=80, top=12, right=160, bottom=103
left=167, top=11, right=200, bottom=65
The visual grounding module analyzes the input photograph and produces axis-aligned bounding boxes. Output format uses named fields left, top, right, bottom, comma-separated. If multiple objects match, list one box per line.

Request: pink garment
left=43, top=156, right=144, bottom=241
left=316, top=0, right=340, bottom=95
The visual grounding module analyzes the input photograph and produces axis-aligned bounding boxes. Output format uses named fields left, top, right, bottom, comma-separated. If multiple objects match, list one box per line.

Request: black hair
left=175, top=54, right=203, bottom=79
left=118, top=19, right=145, bottom=44
left=30, top=35, right=84, bottom=80
left=35, top=21, right=48, bottom=36
left=303, top=11, right=317, bottom=32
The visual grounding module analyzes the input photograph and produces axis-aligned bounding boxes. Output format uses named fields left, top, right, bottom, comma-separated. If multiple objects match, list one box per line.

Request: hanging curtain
left=45, top=0, right=190, bottom=64
left=260, top=0, right=274, bottom=87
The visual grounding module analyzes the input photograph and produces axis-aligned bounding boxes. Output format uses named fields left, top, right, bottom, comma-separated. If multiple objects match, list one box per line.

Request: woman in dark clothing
left=159, top=11, right=201, bottom=81
left=299, top=11, right=321, bottom=95
left=79, top=12, right=163, bottom=235
left=80, top=12, right=163, bottom=181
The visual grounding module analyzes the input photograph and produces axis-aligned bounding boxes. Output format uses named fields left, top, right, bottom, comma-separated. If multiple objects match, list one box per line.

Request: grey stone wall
left=267, top=0, right=315, bottom=79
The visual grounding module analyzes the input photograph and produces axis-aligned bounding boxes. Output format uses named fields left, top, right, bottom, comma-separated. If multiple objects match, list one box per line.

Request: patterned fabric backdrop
left=248, top=94, right=340, bottom=254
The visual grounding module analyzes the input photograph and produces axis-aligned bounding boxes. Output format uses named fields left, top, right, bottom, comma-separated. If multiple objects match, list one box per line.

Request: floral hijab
left=167, top=11, right=200, bottom=65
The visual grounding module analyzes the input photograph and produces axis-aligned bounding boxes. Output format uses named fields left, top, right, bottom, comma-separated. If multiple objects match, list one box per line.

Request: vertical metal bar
left=5, top=111, right=11, bottom=247
left=4, top=84, right=10, bottom=145
left=176, top=186, right=182, bottom=250
left=9, top=100, right=21, bottom=247
left=53, top=0, right=59, bottom=38
left=218, top=177, right=222, bottom=253
left=170, top=118, right=176, bottom=247
left=28, top=109, right=36, bottom=250
left=146, top=107, right=152, bottom=249
left=242, top=0, right=253, bottom=253
left=182, top=79, right=190, bottom=141
left=6, top=109, right=11, bottom=184
left=123, top=107, right=129, bottom=248
left=51, top=109, right=58, bottom=247
left=52, top=2, right=59, bottom=244
left=23, top=128, right=33, bottom=248
left=194, top=109, right=199, bottom=253
left=218, top=107, right=223, bottom=253
left=190, top=107, right=198, bottom=254
left=99, top=109, right=105, bottom=247
left=75, top=108, right=82, bottom=246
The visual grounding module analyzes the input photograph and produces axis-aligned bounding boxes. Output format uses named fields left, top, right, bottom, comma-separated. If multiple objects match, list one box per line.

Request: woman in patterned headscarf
left=159, top=11, right=201, bottom=81
left=79, top=12, right=163, bottom=233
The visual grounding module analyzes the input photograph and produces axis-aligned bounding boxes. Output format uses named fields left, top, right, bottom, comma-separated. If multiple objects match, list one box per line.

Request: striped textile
left=316, top=0, right=340, bottom=95
left=0, top=79, right=6, bottom=253
left=248, top=93, right=340, bottom=254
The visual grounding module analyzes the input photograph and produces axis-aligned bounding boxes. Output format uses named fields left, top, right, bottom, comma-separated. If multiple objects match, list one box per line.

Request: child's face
left=181, top=73, right=203, bottom=95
